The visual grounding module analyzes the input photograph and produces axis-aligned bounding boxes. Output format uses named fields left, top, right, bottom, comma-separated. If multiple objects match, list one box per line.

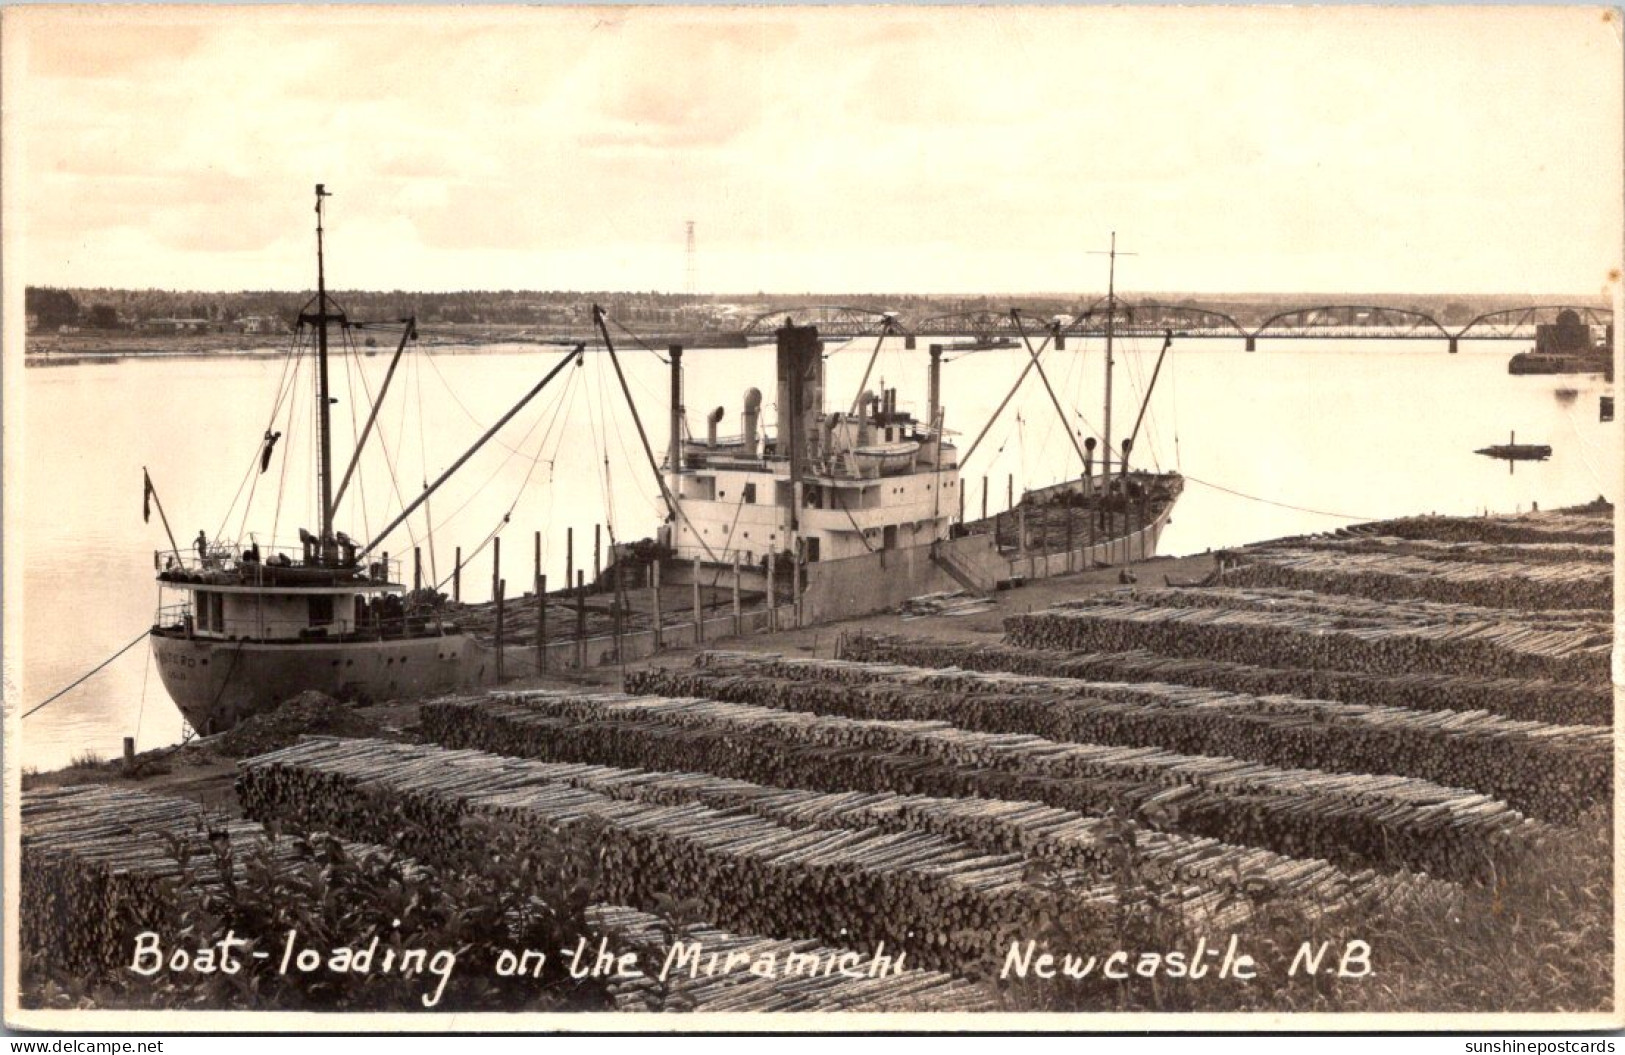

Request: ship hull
left=150, top=632, right=484, bottom=735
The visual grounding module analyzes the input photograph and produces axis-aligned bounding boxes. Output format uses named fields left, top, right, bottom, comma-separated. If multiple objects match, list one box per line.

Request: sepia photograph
left=2, top=4, right=1621, bottom=1033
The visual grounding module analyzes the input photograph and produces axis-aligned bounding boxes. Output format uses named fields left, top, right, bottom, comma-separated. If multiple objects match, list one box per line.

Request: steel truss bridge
left=739, top=303, right=1614, bottom=352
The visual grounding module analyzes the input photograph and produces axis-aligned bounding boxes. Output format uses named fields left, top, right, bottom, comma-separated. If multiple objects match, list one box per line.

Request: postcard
left=4, top=4, right=1621, bottom=1033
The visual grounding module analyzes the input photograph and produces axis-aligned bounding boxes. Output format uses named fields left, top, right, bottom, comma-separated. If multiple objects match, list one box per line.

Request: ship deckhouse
left=666, top=322, right=959, bottom=568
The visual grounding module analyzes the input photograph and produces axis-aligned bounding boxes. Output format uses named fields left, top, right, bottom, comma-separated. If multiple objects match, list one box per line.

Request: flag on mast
left=143, top=468, right=154, bottom=523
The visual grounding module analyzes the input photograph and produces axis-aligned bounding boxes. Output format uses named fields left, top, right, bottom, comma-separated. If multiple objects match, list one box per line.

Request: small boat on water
left=1475, top=430, right=1551, bottom=472
left=149, top=187, right=580, bottom=734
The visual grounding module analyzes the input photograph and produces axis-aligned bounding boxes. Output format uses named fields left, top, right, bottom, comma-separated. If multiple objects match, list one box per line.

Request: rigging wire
left=1181, top=472, right=1376, bottom=521
left=225, top=328, right=307, bottom=546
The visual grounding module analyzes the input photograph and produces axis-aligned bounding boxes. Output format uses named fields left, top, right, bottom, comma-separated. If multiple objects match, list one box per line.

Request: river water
left=15, top=335, right=1618, bottom=770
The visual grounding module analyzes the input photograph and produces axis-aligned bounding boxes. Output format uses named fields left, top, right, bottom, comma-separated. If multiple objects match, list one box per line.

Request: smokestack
left=707, top=406, right=724, bottom=446
left=742, top=388, right=762, bottom=457
left=928, top=345, right=942, bottom=435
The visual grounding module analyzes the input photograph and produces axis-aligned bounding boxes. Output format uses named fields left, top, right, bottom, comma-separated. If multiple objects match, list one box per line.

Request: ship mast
left=1101, top=231, right=1117, bottom=482
left=301, top=183, right=346, bottom=560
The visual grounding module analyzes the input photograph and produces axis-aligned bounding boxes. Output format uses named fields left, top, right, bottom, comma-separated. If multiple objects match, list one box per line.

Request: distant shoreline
left=24, top=327, right=750, bottom=365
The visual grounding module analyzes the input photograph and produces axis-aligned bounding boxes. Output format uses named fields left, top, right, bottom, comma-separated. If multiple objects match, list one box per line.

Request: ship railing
left=151, top=605, right=450, bottom=641
left=155, top=545, right=402, bottom=585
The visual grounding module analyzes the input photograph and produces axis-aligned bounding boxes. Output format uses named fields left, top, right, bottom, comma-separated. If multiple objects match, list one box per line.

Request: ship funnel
left=707, top=406, right=725, bottom=446
left=742, top=388, right=763, bottom=457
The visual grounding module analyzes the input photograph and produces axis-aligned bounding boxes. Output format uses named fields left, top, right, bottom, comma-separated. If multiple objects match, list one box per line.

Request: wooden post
left=594, top=524, right=602, bottom=589
left=492, top=536, right=501, bottom=602
left=692, top=557, right=703, bottom=644
left=732, top=552, right=743, bottom=636
left=452, top=546, right=461, bottom=603
left=534, top=530, right=541, bottom=585
left=612, top=562, right=623, bottom=661
left=494, top=578, right=506, bottom=681
left=1007, top=474, right=1014, bottom=512
left=537, top=574, right=547, bottom=673
left=575, top=570, right=587, bottom=669
left=982, top=476, right=989, bottom=520
left=651, top=559, right=663, bottom=649
left=122, top=736, right=135, bottom=772
left=413, top=547, right=422, bottom=591
left=1065, top=504, right=1075, bottom=573
left=566, top=527, right=574, bottom=593
left=766, top=552, right=777, bottom=631
left=791, top=540, right=802, bottom=628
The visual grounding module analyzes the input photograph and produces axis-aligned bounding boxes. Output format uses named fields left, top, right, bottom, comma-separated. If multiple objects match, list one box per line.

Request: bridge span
left=734, top=302, right=1613, bottom=352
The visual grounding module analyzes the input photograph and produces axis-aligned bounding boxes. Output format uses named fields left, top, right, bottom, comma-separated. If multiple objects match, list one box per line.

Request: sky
left=3, top=5, right=1621, bottom=296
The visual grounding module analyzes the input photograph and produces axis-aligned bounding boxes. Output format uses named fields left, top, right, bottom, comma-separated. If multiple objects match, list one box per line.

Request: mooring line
left=23, top=628, right=151, bottom=719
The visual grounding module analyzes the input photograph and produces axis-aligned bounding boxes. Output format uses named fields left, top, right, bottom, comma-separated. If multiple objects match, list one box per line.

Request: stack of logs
left=239, top=737, right=1458, bottom=979
left=418, top=691, right=1545, bottom=882
left=237, top=737, right=1110, bottom=975
left=1005, top=597, right=1610, bottom=683
left=628, top=653, right=1609, bottom=824
left=1348, top=511, right=1612, bottom=546
left=21, top=783, right=1000, bottom=1011
left=1219, top=549, right=1611, bottom=611
left=19, top=784, right=412, bottom=976
left=838, top=633, right=1611, bottom=727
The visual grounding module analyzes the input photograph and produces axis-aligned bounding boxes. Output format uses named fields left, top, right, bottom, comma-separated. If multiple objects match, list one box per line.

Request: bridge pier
left=904, top=335, right=916, bottom=350
left=1448, top=336, right=1459, bottom=354
left=1245, top=335, right=1256, bottom=352
left=1054, top=334, right=1066, bottom=350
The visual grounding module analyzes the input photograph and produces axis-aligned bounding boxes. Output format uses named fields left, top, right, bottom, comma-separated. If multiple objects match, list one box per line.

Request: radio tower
left=684, top=220, right=697, bottom=296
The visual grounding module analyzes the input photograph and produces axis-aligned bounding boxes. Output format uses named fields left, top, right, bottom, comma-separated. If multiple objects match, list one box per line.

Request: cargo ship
left=148, top=187, right=580, bottom=733
left=657, top=234, right=1182, bottom=618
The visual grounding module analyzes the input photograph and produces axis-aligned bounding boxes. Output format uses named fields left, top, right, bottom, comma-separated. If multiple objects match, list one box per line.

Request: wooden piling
left=566, top=527, right=574, bottom=593
left=494, top=578, right=506, bottom=680
left=766, top=552, right=777, bottom=631
left=594, top=524, right=602, bottom=588
left=692, top=557, right=703, bottom=644
left=452, top=546, right=461, bottom=603
left=575, top=570, right=587, bottom=669
left=732, top=552, right=743, bottom=636
left=612, top=563, right=624, bottom=662
left=534, top=531, right=541, bottom=585
left=652, top=560, right=663, bottom=649
left=492, top=536, right=501, bottom=603
left=792, top=540, right=802, bottom=628
left=413, top=547, right=422, bottom=592
left=536, top=574, right=547, bottom=673
left=981, top=476, right=988, bottom=520
left=122, top=737, right=135, bottom=773
left=1007, top=474, right=1014, bottom=513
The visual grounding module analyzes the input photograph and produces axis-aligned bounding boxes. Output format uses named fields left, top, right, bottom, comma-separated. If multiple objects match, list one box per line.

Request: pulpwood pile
left=237, top=738, right=1109, bottom=975
left=1121, top=586, right=1610, bottom=629
left=19, top=784, right=417, bottom=975
left=1221, top=549, right=1611, bottom=611
left=1007, top=599, right=1609, bottom=683
left=1352, top=510, right=1612, bottom=546
left=838, top=633, right=1610, bottom=728
left=240, top=738, right=1457, bottom=981
left=1260, top=535, right=1613, bottom=567
left=25, top=784, right=988, bottom=1012
left=637, top=654, right=1608, bottom=824
left=262, top=736, right=1453, bottom=924
left=585, top=905, right=1002, bottom=1012
left=419, top=691, right=1542, bottom=883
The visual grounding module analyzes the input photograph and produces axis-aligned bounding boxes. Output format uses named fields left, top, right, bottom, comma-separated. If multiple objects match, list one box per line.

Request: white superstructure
left=665, top=322, right=959, bottom=569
